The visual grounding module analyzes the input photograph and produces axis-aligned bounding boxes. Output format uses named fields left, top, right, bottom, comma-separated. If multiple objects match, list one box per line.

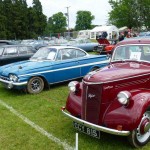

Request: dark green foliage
left=75, top=11, right=95, bottom=31
left=46, top=12, right=67, bottom=34
left=108, top=0, right=150, bottom=29
left=0, top=0, right=47, bottom=39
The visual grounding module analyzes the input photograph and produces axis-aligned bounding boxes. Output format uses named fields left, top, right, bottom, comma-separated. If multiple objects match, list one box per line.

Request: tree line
left=108, top=0, right=150, bottom=30
left=0, top=0, right=47, bottom=40
left=0, top=0, right=149, bottom=40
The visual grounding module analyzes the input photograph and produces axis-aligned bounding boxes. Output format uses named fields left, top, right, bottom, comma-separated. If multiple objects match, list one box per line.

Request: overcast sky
left=26, top=0, right=112, bottom=28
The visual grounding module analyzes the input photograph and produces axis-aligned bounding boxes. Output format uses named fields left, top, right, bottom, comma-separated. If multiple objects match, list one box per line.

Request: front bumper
left=62, top=108, right=130, bottom=136
left=0, top=78, right=27, bottom=89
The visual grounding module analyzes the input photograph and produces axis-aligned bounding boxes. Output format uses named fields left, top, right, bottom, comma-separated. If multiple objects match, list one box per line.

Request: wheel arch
left=103, top=90, right=150, bottom=131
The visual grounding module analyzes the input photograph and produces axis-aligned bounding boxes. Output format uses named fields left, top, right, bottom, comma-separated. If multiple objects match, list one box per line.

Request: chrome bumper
left=0, top=78, right=27, bottom=88
left=62, top=108, right=130, bottom=136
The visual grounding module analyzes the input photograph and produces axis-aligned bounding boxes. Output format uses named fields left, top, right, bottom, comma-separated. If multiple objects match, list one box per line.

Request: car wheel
left=27, top=77, right=44, bottom=94
left=128, top=110, right=150, bottom=148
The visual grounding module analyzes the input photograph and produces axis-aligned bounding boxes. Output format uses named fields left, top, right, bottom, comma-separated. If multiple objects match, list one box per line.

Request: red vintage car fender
left=103, top=89, right=150, bottom=131
left=65, top=92, right=82, bottom=117
left=105, top=45, right=115, bottom=52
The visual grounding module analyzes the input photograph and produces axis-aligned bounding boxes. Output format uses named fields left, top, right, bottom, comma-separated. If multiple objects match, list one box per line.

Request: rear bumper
left=62, top=108, right=130, bottom=136
left=0, top=78, right=27, bottom=89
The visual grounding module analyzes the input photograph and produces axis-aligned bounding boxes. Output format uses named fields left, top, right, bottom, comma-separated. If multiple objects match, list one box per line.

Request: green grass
left=0, top=83, right=150, bottom=150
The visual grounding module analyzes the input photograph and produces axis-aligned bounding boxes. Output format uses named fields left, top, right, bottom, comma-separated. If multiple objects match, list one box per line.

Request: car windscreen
left=30, top=47, right=57, bottom=60
left=112, top=45, right=150, bottom=62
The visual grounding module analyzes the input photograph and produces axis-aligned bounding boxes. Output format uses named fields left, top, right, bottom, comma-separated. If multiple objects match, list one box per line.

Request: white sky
left=26, top=0, right=112, bottom=28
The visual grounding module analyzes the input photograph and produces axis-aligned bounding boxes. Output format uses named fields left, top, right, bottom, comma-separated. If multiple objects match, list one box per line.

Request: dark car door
left=0, top=46, right=19, bottom=65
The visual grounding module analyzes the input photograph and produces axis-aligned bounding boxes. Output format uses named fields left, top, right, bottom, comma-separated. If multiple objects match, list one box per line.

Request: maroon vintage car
left=62, top=37, right=150, bottom=148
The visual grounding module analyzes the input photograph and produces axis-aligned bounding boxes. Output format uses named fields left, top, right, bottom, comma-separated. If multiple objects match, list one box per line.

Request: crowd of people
left=119, top=30, right=137, bottom=41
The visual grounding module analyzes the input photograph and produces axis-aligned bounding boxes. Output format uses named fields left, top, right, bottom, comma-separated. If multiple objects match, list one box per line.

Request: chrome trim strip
left=83, top=73, right=150, bottom=85
left=62, top=109, right=130, bottom=136
left=19, top=60, right=108, bottom=77
left=49, top=76, right=83, bottom=85
left=0, top=78, right=27, bottom=86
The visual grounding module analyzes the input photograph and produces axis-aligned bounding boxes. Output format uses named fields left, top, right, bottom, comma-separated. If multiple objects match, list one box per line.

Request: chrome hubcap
left=31, top=79, right=41, bottom=91
left=136, top=111, right=150, bottom=143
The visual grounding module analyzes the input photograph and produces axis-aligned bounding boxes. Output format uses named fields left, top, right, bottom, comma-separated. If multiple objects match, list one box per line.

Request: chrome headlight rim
left=9, top=74, right=18, bottom=82
left=117, top=91, right=131, bottom=105
left=68, top=81, right=79, bottom=93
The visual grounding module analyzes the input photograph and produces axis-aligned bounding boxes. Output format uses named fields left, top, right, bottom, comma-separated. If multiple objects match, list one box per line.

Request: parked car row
left=0, top=45, right=37, bottom=66
left=0, top=46, right=108, bottom=94
left=0, top=37, right=150, bottom=148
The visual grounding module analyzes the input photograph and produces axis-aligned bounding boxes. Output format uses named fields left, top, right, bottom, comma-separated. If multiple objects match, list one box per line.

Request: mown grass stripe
left=0, top=99, right=74, bottom=150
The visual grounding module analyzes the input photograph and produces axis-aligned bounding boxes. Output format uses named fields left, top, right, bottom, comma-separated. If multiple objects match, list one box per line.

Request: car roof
left=0, top=40, right=15, bottom=44
left=0, top=44, right=34, bottom=48
left=116, top=37, right=150, bottom=46
left=43, top=45, right=85, bottom=50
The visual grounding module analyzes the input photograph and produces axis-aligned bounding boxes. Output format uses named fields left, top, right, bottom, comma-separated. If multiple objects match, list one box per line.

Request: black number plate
left=73, top=122, right=100, bottom=139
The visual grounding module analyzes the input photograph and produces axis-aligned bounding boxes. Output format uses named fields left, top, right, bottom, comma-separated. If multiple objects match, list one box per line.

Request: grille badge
left=88, top=93, right=95, bottom=99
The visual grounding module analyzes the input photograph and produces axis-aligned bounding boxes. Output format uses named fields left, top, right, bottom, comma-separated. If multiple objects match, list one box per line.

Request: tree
left=0, top=0, right=7, bottom=39
left=44, top=17, right=53, bottom=36
left=108, top=0, right=150, bottom=29
left=75, top=11, right=94, bottom=30
left=48, top=12, right=67, bottom=33
left=3, top=0, right=14, bottom=39
left=31, top=0, right=47, bottom=37
left=11, top=0, right=29, bottom=39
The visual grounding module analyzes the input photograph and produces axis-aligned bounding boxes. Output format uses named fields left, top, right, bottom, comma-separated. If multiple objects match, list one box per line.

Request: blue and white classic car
left=0, top=46, right=108, bottom=94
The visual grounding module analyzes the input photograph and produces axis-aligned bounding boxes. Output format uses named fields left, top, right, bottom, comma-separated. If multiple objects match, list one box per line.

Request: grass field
left=0, top=52, right=149, bottom=150
left=1, top=82, right=150, bottom=150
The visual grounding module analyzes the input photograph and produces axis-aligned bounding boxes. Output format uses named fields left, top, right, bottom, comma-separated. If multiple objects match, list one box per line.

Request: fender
left=65, top=83, right=83, bottom=117
left=103, top=89, right=150, bottom=131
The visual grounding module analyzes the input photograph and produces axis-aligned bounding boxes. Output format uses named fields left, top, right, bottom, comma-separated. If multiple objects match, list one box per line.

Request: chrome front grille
left=0, top=75, right=10, bottom=81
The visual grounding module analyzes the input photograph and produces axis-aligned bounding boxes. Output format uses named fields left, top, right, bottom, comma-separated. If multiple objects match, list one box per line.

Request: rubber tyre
left=27, top=77, right=44, bottom=94
left=128, top=111, right=150, bottom=148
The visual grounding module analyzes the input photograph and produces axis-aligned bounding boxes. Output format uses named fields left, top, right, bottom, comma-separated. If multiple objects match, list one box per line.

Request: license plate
left=73, top=122, right=100, bottom=139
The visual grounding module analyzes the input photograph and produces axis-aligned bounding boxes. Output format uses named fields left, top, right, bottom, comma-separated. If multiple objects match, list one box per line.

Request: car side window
left=61, top=49, right=72, bottom=60
left=18, top=46, right=27, bottom=54
left=56, top=49, right=78, bottom=61
left=57, top=49, right=72, bottom=60
left=76, top=50, right=86, bottom=58
left=3, top=47, right=18, bottom=56
left=27, top=46, right=35, bottom=54
left=56, top=50, right=62, bottom=60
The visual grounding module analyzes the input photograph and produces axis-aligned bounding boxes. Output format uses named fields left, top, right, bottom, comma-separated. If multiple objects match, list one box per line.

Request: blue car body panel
left=0, top=46, right=109, bottom=91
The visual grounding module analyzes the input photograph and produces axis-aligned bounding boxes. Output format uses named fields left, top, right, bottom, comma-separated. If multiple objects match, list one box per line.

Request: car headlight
left=9, top=74, right=18, bottom=82
left=68, top=81, right=80, bottom=93
left=117, top=91, right=131, bottom=105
